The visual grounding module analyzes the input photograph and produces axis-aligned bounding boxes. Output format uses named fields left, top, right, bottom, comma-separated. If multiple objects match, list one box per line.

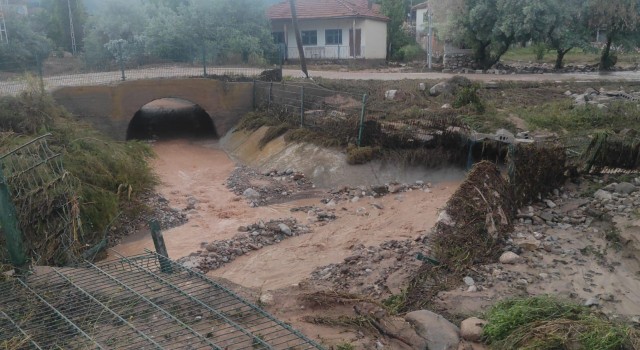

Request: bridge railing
left=0, top=54, right=279, bottom=96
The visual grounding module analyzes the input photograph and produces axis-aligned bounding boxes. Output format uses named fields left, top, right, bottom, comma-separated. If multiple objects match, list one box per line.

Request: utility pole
left=67, top=0, right=77, bottom=55
left=427, top=10, right=433, bottom=70
left=0, top=0, right=8, bottom=45
left=289, top=0, right=308, bottom=78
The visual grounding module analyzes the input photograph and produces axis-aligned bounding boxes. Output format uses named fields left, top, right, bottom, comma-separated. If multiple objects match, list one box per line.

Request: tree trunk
left=555, top=48, right=570, bottom=70
left=599, top=34, right=613, bottom=71
left=289, top=0, right=308, bottom=78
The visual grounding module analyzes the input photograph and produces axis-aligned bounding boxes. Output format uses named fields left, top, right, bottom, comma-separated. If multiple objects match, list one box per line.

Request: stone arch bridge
left=52, top=78, right=254, bottom=140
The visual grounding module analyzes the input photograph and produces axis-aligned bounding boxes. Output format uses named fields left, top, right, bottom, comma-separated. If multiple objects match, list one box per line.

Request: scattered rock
left=463, top=276, right=475, bottom=286
left=499, top=251, right=521, bottom=264
left=243, top=188, right=261, bottom=199
left=405, top=310, right=460, bottom=350
left=385, top=90, right=398, bottom=100
left=259, top=292, right=275, bottom=306
left=614, top=182, right=637, bottom=194
left=585, top=297, right=600, bottom=307
left=278, top=223, right=292, bottom=236
left=460, top=317, right=487, bottom=342
left=594, top=189, right=613, bottom=201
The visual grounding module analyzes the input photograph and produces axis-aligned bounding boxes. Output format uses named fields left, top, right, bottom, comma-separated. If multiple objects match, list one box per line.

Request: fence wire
left=0, top=134, right=81, bottom=267
left=0, top=251, right=324, bottom=350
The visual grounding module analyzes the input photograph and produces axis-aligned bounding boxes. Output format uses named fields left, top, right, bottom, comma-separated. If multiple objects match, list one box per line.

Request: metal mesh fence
left=254, top=80, right=367, bottom=145
left=0, top=250, right=324, bottom=350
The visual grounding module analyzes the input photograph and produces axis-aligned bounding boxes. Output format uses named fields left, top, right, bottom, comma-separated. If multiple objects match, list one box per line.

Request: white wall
left=361, top=19, right=387, bottom=59
left=271, top=18, right=387, bottom=60
left=415, top=8, right=428, bottom=34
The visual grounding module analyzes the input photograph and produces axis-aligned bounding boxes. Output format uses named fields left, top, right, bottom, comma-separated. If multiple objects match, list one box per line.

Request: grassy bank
left=0, top=85, right=156, bottom=265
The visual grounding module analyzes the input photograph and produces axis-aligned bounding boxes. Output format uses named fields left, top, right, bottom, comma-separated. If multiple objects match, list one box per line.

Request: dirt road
left=283, top=68, right=640, bottom=82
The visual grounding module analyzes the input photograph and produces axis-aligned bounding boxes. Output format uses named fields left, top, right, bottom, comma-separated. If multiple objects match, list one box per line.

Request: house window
left=301, top=30, right=317, bottom=46
left=272, top=32, right=285, bottom=44
left=325, top=29, right=342, bottom=45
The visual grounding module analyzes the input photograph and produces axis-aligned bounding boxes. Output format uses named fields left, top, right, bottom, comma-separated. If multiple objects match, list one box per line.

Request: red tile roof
left=267, top=0, right=389, bottom=22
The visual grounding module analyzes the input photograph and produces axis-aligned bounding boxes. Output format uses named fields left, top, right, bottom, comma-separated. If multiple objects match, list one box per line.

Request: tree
left=588, top=0, right=640, bottom=70
left=83, top=0, right=148, bottom=67
left=0, top=14, right=51, bottom=69
left=378, top=0, right=413, bottom=60
left=35, top=0, right=87, bottom=53
left=544, top=0, right=590, bottom=69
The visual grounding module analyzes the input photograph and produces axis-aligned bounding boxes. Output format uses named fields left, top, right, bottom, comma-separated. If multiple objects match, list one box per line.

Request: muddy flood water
left=112, top=138, right=462, bottom=291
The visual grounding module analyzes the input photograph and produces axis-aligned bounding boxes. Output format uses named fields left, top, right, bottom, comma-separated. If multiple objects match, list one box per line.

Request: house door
left=349, top=29, right=361, bottom=57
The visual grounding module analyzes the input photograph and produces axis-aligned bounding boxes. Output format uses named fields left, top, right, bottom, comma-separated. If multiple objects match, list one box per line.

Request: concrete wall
left=52, top=78, right=254, bottom=140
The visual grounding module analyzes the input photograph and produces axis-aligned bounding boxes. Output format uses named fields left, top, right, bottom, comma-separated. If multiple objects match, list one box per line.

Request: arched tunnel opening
left=126, top=98, right=218, bottom=140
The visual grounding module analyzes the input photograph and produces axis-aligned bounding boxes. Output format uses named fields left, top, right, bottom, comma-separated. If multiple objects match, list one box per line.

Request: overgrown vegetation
left=0, top=85, right=156, bottom=265
left=484, top=295, right=639, bottom=350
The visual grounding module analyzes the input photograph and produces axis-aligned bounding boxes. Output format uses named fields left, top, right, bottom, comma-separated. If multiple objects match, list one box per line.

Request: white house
left=267, top=0, right=389, bottom=60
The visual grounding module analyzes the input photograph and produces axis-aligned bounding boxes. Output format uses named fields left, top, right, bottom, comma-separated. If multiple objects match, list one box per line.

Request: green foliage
left=453, top=84, right=485, bottom=113
left=397, top=44, right=425, bottom=62
left=521, top=100, right=640, bottom=135
left=31, top=0, right=87, bottom=53
left=378, top=0, right=413, bottom=60
left=0, top=15, right=51, bottom=69
left=484, top=295, right=638, bottom=350
left=532, top=42, right=546, bottom=61
left=335, top=343, right=355, bottom=350
left=0, top=87, right=156, bottom=264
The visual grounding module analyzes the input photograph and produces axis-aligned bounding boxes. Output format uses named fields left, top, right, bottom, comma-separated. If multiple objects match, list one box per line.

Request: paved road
left=2, top=65, right=638, bottom=95
left=283, top=69, right=640, bottom=82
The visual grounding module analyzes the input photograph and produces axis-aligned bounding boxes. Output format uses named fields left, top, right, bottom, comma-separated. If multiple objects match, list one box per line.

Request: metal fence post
left=300, top=85, right=305, bottom=127
left=357, top=93, right=368, bottom=147
left=149, top=220, right=172, bottom=274
left=35, top=53, right=44, bottom=92
left=118, top=41, right=126, bottom=81
left=202, top=44, right=207, bottom=77
left=0, top=164, right=28, bottom=273
left=268, top=82, right=273, bottom=110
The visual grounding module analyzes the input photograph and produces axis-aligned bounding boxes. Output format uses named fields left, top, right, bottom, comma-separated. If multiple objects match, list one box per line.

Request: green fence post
left=149, top=220, right=172, bottom=274
left=0, top=164, right=28, bottom=273
left=300, top=85, right=305, bottom=127
left=357, top=93, right=368, bottom=147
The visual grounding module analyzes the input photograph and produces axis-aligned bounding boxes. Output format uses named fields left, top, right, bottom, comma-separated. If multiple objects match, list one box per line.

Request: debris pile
left=226, top=166, right=315, bottom=207
left=178, top=218, right=310, bottom=273
left=431, top=161, right=515, bottom=270
left=310, top=240, right=426, bottom=298
left=567, top=88, right=640, bottom=107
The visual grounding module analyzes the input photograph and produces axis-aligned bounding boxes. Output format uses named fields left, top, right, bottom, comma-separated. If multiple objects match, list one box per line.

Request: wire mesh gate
left=0, top=250, right=324, bottom=350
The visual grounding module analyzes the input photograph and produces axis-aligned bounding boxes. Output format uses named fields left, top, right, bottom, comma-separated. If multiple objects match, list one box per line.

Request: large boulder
left=405, top=310, right=460, bottom=350
left=430, top=75, right=473, bottom=96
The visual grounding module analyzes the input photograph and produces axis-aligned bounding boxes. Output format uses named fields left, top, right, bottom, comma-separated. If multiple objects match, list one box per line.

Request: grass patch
left=484, top=295, right=639, bottom=350
left=335, top=343, right=355, bottom=350
left=521, top=100, right=640, bottom=136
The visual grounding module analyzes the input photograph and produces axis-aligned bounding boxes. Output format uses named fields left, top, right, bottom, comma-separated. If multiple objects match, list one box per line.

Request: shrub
left=532, top=42, right=546, bottom=61
left=347, top=146, right=376, bottom=165
left=453, top=84, right=485, bottom=113
left=398, top=44, right=425, bottom=62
